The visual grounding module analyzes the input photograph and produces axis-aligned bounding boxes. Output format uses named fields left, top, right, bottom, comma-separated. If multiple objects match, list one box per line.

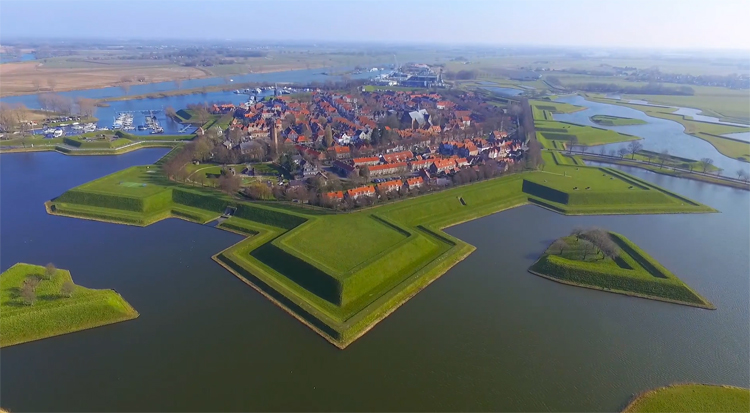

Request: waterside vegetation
left=622, top=384, right=750, bottom=413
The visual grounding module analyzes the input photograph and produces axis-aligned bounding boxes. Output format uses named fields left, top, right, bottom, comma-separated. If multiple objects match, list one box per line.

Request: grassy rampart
left=528, top=232, right=713, bottom=308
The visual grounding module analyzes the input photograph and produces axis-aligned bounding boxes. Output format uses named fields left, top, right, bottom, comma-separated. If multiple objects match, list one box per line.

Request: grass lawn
left=46, top=149, right=716, bottom=348
left=1, top=263, right=138, bottom=347
left=590, top=114, right=647, bottom=126
left=622, top=384, right=750, bottom=413
left=588, top=97, right=750, bottom=161
left=528, top=232, right=713, bottom=308
left=529, top=98, right=586, bottom=114
left=278, top=214, right=408, bottom=276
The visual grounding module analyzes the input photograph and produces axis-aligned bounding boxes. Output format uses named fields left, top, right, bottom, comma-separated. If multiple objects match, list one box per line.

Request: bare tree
left=165, top=106, right=178, bottom=120
left=617, top=147, right=629, bottom=158
left=570, top=227, right=585, bottom=241
left=659, top=149, right=669, bottom=168
left=550, top=239, right=567, bottom=255
left=174, top=78, right=183, bottom=89
left=218, top=173, right=242, bottom=195
left=76, top=98, right=97, bottom=118
left=738, top=169, right=749, bottom=182
left=47, top=78, right=57, bottom=91
left=699, top=157, right=714, bottom=173
left=20, top=283, right=36, bottom=305
left=567, top=136, right=579, bottom=153
left=32, top=78, right=41, bottom=92
left=44, top=263, right=56, bottom=280
left=627, top=140, right=643, bottom=159
left=61, top=280, right=75, bottom=298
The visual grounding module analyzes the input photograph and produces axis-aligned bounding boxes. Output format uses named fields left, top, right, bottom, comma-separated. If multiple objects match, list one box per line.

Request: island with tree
left=529, top=228, right=714, bottom=309
left=0, top=263, right=139, bottom=347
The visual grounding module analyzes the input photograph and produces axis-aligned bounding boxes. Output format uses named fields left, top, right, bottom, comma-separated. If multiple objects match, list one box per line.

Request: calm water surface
left=554, top=95, right=750, bottom=174
left=1, top=149, right=748, bottom=412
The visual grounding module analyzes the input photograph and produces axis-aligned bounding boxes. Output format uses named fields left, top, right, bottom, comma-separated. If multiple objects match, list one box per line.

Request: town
left=165, top=87, right=528, bottom=209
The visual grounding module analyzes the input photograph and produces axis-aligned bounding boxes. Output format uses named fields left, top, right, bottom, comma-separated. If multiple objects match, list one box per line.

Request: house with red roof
left=382, top=150, right=414, bottom=163
left=430, top=159, right=456, bottom=174
left=327, top=145, right=351, bottom=159
left=369, top=162, right=407, bottom=176
left=352, top=156, right=380, bottom=167
left=376, top=180, right=403, bottom=194
left=405, top=177, right=424, bottom=189
left=346, top=186, right=375, bottom=199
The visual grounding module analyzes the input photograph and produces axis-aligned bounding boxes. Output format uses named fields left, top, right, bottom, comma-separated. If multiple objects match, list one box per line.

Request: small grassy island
left=622, top=384, right=750, bottom=413
left=0, top=263, right=139, bottom=347
left=590, top=114, right=647, bottom=126
left=529, top=229, right=714, bottom=309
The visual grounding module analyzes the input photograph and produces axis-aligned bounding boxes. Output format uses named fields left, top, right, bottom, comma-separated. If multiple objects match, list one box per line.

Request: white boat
left=53, top=129, right=64, bottom=138
left=43, top=128, right=55, bottom=134
left=97, top=127, right=110, bottom=131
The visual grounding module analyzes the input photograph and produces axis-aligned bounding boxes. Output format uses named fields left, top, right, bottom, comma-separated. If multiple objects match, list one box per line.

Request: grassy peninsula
left=622, top=384, right=750, bottom=413
left=45, top=147, right=715, bottom=348
left=591, top=114, right=647, bottom=126
left=528, top=230, right=713, bottom=308
left=531, top=102, right=642, bottom=148
left=0, top=263, right=139, bottom=347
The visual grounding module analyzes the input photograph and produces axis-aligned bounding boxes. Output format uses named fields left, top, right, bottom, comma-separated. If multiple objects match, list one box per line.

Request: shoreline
left=621, top=383, right=750, bottom=413
left=0, top=62, right=331, bottom=99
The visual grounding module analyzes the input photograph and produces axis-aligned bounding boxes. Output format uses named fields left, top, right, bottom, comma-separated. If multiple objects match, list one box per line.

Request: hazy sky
left=1, top=0, right=749, bottom=50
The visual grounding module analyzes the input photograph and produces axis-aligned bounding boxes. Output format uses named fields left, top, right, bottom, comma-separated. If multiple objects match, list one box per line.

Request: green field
left=46, top=148, right=715, bottom=348
left=626, top=85, right=750, bottom=125
left=590, top=114, right=647, bottom=126
left=536, top=120, right=641, bottom=147
left=622, top=384, right=750, bottom=413
left=1, top=263, right=139, bottom=347
left=588, top=97, right=750, bottom=161
left=528, top=232, right=713, bottom=308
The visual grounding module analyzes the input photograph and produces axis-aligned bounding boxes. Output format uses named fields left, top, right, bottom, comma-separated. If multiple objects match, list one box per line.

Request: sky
left=1, top=0, right=749, bottom=50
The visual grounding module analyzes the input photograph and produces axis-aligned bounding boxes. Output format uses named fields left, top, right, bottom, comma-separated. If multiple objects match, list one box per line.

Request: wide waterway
left=0, top=67, right=386, bottom=136
left=1, top=149, right=748, bottom=411
left=553, top=95, right=750, bottom=174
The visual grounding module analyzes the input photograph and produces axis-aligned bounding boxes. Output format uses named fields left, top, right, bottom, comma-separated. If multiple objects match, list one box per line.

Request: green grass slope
left=0, top=263, right=139, bottom=347
left=622, top=384, right=750, bottom=413
left=528, top=232, right=713, bottom=308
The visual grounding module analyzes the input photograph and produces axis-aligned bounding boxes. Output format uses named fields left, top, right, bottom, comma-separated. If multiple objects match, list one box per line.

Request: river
left=1, top=147, right=748, bottom=411
left=553, top=95, right=750, bottom=174
left=0, top=67, right=387, bottom=137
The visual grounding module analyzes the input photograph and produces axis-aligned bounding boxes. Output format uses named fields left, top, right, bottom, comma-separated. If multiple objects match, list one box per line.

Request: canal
left=0, top=149, right=747, bottom=411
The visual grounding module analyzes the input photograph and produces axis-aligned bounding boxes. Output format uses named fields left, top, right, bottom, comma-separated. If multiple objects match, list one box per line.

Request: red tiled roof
left=369, top=162, right=407, bottom=172
left=325, top=191, right=344, bottom=199
left=377, top=180, right=403, bottom=191
left=347, top=186, right=375, bottom=196
left=406, top=177, right=424, bottom=186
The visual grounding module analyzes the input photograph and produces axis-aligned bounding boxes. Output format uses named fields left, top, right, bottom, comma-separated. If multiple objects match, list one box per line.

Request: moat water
left=1, top=148, right=748, bottom=411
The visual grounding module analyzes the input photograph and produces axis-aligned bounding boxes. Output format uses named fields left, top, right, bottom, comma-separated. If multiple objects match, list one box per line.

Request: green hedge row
left=531, top=255, right=704, bottom=304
